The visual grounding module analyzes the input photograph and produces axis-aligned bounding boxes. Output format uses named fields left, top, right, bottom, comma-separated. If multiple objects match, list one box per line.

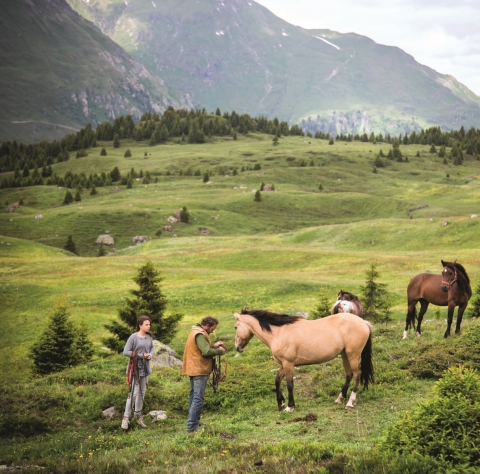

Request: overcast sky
left=255, top=0, right=480, bottom=97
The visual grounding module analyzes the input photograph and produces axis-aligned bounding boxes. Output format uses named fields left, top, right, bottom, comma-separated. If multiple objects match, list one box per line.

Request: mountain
left=67, top=0, right=480, bottom=136
left=0, top=0, right=192, bottom=143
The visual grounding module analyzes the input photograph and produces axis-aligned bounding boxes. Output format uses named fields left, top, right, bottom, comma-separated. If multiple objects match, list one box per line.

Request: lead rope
left=210, top=354, right=228, bottom=392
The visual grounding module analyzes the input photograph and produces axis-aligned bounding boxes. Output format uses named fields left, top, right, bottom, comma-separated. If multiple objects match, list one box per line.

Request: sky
left=255, top=0, right=480, bottom=97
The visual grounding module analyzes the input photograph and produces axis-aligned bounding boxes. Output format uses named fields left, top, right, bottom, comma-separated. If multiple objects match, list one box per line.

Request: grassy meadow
left=1, top=133, right=480, bottom=472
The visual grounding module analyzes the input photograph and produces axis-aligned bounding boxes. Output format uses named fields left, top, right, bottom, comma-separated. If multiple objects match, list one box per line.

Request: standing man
left=182, top=316, right=227, bottom=433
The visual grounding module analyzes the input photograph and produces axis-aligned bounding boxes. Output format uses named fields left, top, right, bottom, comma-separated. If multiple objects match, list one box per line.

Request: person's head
left=200, top=316, right=219, bottom=333
left=136, top=315, right=152, bottom=332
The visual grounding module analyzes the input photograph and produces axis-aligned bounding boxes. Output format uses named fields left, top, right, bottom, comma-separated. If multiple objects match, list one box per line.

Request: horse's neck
left=245, top=316, right=275, bottom=348
left=456, top=271, right=471, bottom=294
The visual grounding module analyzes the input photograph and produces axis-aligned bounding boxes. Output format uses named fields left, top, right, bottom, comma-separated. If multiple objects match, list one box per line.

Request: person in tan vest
left=182, top=316, right=227, bottom=433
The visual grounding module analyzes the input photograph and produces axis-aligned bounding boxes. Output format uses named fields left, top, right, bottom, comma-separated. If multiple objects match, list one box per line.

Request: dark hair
left=200, top=316, right=219, bottom=327
left=136, top=315, right=152, bottom=332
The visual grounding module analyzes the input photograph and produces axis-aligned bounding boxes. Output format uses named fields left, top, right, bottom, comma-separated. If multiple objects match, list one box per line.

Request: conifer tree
left=310, top=289, right=331, bottom=319
left=254, top=190, right=262, bottom=202
left=63, top=190, right=73, bottom=205
left=126, top=177, right=133, bottom=189
left=103, top=261, right=182, bottom=352
left=361, top=264, right=391, bottom=323
left=90, top=185, right=97, bottom=196
left=179, top=206, right=190, bottom=224
left=113, top=134, right=120, bottom=148
left=100, top=147, right=107, bottom=156
left=468, top=283, right=480, bottom=317
left=72, top=320, right=94, bottom=363
left=30, top=301, right=76, bottom=374
left=74, top=190, right=81, bottom=202
left=63, top=235, right=77, bottom=255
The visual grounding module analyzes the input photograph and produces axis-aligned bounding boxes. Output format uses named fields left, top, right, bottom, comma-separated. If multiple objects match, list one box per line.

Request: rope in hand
left=211, top=353, right=228, bottom=392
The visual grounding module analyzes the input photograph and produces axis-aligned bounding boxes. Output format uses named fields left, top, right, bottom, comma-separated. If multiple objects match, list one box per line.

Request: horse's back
left=408, top=273, right=447, bottom=305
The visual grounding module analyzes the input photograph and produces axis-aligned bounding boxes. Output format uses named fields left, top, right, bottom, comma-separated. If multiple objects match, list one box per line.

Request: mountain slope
left=68, top=0, right=480, bottom=135
left=0, top=0, right=191, bottom=143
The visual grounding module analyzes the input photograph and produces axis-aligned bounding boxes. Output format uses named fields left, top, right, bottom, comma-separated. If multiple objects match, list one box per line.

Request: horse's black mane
left=339, top=290, right=359, bottom=301
left=240, top=308, right=301, bottom=333
left=444, top=261, right=470, bottom=284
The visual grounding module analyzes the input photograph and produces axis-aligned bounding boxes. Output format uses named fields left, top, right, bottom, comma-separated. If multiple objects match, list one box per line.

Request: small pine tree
left=272, top=136, right=279, bottom=146
left=254, top=190, right=262, bottom=202
left=126, top=177, right=133, bottom=189
left=63, top=235, right=77, bottom=255
left=179, top=206, right=190, bottom=224
left=361, top=263, right=391, bottom=323
left=63, top=190, right=73, bottom=205
left=373, top=166, right=378, bottom=174
left=124, top=148, right=132, bottom=158
left=100, top=147, right=107, bottom=156
left=30, top=301, right=76, bottom=375
left=318, top=184, right=323, bottom=191
left=113, top=134, right=120, bottom=148
left=155, top=229, right=162, bottom=237
left=203, top=172, right=210, bottom=183
left=310, top=289, right=331, bottom=319
left=72, top=320, right=95, bottom=363
left=260, top=182, right=265, bottom=191
left=19, top=198, right=24, bottom=205
left=90, top=185, right=97, bottom=196
left=328, top=138, right=334, bottom=145
left=102, top=261, right=183, bottom=352
left=468, top=283, right=480, bottom=317
left=74, top=190, right=81, bottom=202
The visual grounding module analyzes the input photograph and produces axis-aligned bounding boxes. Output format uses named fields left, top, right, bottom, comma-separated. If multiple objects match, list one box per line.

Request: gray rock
left=96, top=234, right=114, bottom=245
left=152, top=341, right=182, bottom=368
left=149, top=410, right=167, bottom=422
left=102, top=406, right=118, bottom=419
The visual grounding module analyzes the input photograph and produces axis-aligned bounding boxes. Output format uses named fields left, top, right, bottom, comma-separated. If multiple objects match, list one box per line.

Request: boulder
left=152, top=341, right=182, bottom=368
left=102, top=406, right=118, bottom=419
left=96, top=234, right=114, bottom=245
left=167, top=216, right=178, bottom=223
left=149, top=410, right=167, bottom=422
left=132, top=235, right=150, bottom=245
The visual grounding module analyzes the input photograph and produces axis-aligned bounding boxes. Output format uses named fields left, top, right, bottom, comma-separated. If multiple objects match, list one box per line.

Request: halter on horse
left=403, top=260, right=472, bottom=339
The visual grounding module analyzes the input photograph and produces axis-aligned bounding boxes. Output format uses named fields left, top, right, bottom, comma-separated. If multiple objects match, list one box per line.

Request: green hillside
left=67, top=0, right=480, bottom=135
left=1, top=129, right=480, bottom=472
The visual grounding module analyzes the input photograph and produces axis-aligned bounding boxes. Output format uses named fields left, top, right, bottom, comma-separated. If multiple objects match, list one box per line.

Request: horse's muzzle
left=235, top=345, right=244, bottom=353
left=441, top=284, right=450, bottom=292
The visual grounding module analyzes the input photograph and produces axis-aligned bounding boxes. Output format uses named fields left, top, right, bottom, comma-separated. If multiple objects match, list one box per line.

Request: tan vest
left=182, top=327, right=214, bottom=376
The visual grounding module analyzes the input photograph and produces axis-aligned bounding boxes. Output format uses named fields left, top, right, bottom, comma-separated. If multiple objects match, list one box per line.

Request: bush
left=378, top=366, right=480, bottom=468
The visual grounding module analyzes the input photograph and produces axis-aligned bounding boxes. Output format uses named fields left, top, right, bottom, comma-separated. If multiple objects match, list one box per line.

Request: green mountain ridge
left=67, top=0, right=480, bottom=136
left=0, top=0, right=193, bottom=143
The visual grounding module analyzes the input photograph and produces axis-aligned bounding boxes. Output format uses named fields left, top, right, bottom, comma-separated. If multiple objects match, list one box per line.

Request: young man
left=182, top=316, right=227, bottom=433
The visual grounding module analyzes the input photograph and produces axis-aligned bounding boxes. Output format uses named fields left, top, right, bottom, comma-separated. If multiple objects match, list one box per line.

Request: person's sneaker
left=136, top=414, right=147, bottom=428
left=121, top=416, right=129, bottom=430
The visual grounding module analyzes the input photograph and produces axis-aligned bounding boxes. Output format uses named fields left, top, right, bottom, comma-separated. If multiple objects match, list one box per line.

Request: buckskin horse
left=331, top=290, right=364, bottom=317
left=233, top=308, right=374, bottom=411
left=403, top=260, right=472, bottom=339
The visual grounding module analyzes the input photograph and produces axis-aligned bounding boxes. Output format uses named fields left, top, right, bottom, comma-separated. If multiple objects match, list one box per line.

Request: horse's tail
left=406, top=304, right=417, bottom=329
left=359, top=325, right=374, bottom=390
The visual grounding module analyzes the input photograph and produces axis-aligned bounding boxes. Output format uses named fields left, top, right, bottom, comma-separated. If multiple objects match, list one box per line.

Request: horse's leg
left=415, top=299, right=429, bottom=336
left=335, top=350, right=353, bottom=405
left=275, top=366, right=285, bottom=411
left=345, top=353, right=360, bottom=409
left=444, top=302, right=456, bottom=338
left=455, top=303, right=468, bottom=335
left=403, top=299, right=417, bottom=339
left=283, top=363, right=295, bottom=412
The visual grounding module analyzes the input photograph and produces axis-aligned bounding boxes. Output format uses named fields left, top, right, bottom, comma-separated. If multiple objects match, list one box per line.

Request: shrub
left=378, top=366, right=480, bottom=468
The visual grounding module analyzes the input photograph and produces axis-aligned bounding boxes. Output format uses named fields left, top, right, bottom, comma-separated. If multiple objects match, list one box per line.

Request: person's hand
left=214, top=341, right=227, bottom=351
left=217, top=347, right=226, bottom=355
left=144, top=353, right=151, bottom=360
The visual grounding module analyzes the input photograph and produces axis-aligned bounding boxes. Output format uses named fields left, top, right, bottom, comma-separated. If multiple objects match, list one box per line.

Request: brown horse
left=403, top=260, right=472, bottom=339
left=233, top=308, right=374, bottom=411
left=331, top=290, right=364, bottom=317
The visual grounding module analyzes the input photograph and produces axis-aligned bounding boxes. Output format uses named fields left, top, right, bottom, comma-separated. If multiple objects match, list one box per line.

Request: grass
left=1, top=134, right=480, bottom=472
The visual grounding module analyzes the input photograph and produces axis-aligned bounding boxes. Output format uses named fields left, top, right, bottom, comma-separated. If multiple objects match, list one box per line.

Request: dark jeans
left=186, top=375, right=209, bottom=432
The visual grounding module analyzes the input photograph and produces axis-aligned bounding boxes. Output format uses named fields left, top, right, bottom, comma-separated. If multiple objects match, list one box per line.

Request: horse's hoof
left=415, top=332, right=421, bottom=337
left=284, top=406, right=294, bottom=413
left=345, top=404, right=354, bottom=410
left=402, top=331, right=408, bottom=340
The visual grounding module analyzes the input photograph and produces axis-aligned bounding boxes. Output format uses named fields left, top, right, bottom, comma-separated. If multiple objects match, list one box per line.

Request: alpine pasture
left=1, top=131, right=480, bottom=473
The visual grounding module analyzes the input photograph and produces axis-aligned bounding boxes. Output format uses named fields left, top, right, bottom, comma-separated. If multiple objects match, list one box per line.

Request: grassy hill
left=1, top=133, right=480, bottom=472
left=67, top=0, right=480, bottom=135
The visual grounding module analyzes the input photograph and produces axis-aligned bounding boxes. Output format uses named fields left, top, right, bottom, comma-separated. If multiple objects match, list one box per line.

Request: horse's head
left=233, top=312, right=254, bottom=352
left=441, top=259, right=457, bottom=292
left=337, top=289, right=345, bottom=300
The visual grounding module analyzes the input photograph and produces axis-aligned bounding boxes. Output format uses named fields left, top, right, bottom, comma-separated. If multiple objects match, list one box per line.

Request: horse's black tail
left=406, top=305, right=417, bottom=330
left=359, top=329, right=374, bottom=390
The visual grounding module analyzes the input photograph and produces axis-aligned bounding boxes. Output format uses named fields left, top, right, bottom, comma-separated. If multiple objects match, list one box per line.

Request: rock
left=471, top=214, right=478, bottom=218
left=296, top=312, right=309, bottom=319
left=149, top=410, right=167, bottom=422
left=102, top=407, right=118, bottom=419
left=96, top=234, right=114, bottom=245
left=163, top=225, right=172, bottom=232
left=35, top=214, right=43, bottom=219
left=152, top=341, right=182, bottom=368
left=167, top=216, right=178, bottom=223
left=132, top=235, right=150, bottom=245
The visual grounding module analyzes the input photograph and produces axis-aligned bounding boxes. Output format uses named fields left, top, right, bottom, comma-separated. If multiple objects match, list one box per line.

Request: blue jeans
left=186, top=375, right=209, bottom=432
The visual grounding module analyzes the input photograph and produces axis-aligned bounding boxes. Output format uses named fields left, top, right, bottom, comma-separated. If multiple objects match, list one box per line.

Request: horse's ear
left=233, top=312, right=241, bottom=320
left=441, top=260, right=446, bottom=267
